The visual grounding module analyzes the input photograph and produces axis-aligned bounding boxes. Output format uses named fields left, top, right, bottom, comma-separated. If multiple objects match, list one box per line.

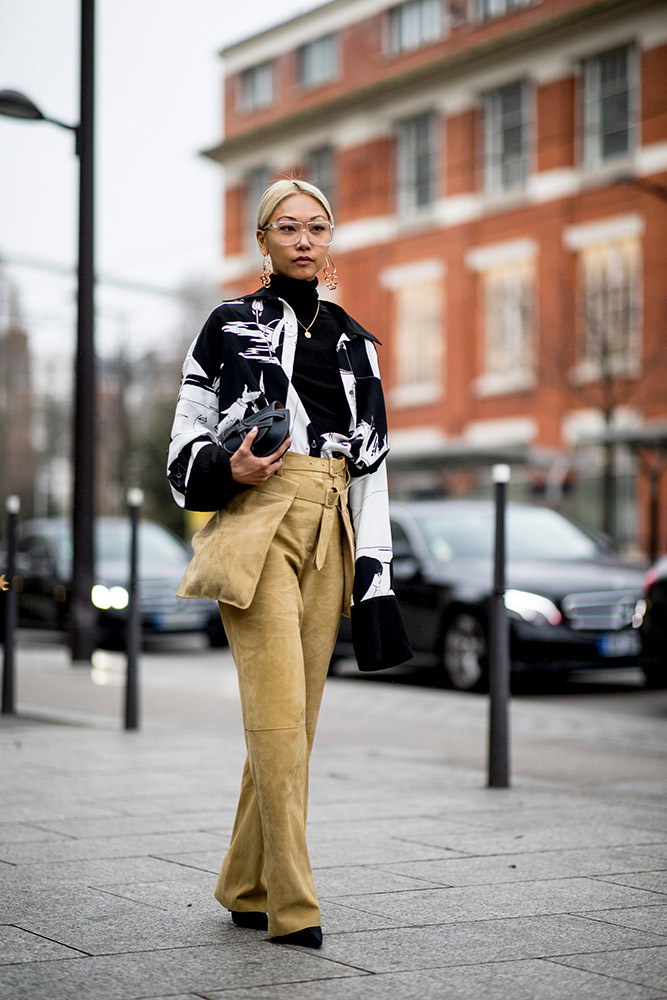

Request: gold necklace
left=296, top=300, right=320, bottom=338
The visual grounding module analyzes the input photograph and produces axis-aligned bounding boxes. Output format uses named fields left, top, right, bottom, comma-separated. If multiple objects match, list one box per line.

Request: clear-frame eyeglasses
left=261, top=220, right=334, bottom=246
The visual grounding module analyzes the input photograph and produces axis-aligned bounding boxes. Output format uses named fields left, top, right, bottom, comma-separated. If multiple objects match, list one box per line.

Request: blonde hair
left=256, top=178, right=334, bottom=231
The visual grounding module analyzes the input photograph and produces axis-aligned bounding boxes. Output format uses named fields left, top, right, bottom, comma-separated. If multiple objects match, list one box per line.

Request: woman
left=167, top=179, right=410, bottom=949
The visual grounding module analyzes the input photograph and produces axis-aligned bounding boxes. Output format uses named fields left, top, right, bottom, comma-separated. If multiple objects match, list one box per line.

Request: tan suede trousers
left=214, top=454, right=352, bottom=937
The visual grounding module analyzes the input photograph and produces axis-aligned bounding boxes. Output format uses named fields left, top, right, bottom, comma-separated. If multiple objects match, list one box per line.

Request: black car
left=337, top=500, right=649, bottom=690
left=7, top=517, right=218, bottom=648
left=640, top=555, right=667, bottom=686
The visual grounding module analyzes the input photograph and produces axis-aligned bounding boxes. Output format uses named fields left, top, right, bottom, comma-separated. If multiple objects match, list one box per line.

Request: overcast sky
left=0, top=0, right=324, bottom=362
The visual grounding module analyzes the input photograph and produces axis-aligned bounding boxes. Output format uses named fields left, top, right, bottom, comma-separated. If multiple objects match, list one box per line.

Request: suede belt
left=281, top=472, right=351, bottom=572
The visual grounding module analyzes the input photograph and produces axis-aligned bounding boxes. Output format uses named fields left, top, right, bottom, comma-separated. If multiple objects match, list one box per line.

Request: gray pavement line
left=589, top=875, right=667, bottom=893
left=543, top=953, right=667, bottom=989
left=6, top=924, right=92, bottom=959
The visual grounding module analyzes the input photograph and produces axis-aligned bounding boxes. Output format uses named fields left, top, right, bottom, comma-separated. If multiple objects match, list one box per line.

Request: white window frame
left=305, top=146, right=335, bottom=208
left=238, top=62, right=274, bottom=113
left=576, top=238, right=642, bottom=383
left=245, top=166, right=271, bottom=251
left=382, top=261, right=445, bottom=408
left=396, top=111, right=438, bottom=216
left=483, top=80, right=530, bottom=194
left=466, top=241, right=536, bottom=397
left=388, top=0, right=446, bottom=55
left=581, top=44, right=637, bottom=170
left=298, top=34, right=338, bottom=89
left=475, top=0, right=532, bottom=21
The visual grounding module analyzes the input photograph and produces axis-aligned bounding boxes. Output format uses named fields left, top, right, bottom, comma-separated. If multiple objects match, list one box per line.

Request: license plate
left=597, top=631, right=642, bottom=657
left=152, top=611, right=207, bottom=631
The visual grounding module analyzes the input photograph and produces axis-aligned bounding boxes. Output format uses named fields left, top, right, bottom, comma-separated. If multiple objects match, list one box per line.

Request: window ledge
left=580, top=154, right=637, bottom=186
left=474, top=371, right=535, bottom=397
left=391, top=383, right=442, bottom=408
left=395, top=206, right=439, bottom=232
left=571, top=360, right=641, bottom=385
left=480, top=186, right=529, bottom=212
left=295, top=76, right=338, bottom=93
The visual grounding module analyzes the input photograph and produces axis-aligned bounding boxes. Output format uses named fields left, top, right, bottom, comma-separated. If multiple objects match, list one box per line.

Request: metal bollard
left=124, top=488, right=143, bottom=731
left=488, top=464, right=511, bottom=789
left=2, top=495, right=20, bottom=714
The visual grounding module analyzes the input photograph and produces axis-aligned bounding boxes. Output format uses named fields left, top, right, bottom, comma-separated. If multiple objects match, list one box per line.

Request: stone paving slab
left=0, top=855, right=215, bottom=887
left=147, top=849, right=223, bottom=874
left=202, top=958, right=667, bottom=1000
left=395, top=821, right=667, bottom=856
left=0, top=830, right=224, bottom=865
left=551, top=946, right=667, bottom=991
left=0, top=823, right=73, bottom=846
left=578, top=904, right=667, bottom=935
left=308, top=834, right=465, bottom=867
left=31, top=811, right=228, bottom=840
left=326, top=877, right=665, bottom=926
left=3, top=654, right=667, bottom=1000
left=315, top=863, right=446, bottom=896
left=0, top=940, right=363, bottom=1000
left=594, top=871, right=667, bottom=892
left=13, top=904, right=226, bottom=957
left=373, top=845, right=667, bottom=886
left=0, top=926, right=85, bottom=965
left=316, top=915, right=667, bottom=974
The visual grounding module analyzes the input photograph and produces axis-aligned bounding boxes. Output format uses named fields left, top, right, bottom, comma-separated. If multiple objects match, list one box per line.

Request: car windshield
left=96, top=522, right=187, bottom=567
left=416, top=506, right=599, bottom=562
left=50, top=521, right=187, bottom=568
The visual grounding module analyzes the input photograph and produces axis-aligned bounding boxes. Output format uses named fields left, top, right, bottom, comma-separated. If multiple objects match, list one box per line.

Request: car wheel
left=207, top=619, right=228, bottom=648
left=441, top=612, right=488, bottom=692
left=642, top=663, right=666, bottom=689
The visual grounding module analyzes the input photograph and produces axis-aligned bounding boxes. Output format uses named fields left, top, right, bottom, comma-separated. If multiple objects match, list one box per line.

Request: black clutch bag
left=219, top=402, right=291, bottom=457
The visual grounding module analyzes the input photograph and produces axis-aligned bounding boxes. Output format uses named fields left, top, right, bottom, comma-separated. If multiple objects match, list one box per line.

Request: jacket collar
left=243, top=287, right=381, bottom=345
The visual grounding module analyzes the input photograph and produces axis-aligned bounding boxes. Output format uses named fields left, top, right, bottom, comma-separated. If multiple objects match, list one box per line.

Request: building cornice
left=202, top=0, right=660, bottom=165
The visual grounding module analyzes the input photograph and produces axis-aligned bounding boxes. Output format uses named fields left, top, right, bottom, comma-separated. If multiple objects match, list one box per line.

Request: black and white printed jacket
left=167, top=287, right=411, bottom=671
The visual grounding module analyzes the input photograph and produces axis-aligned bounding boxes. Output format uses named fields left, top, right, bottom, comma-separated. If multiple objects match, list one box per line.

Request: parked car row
left=1, top=517, right=223, bottom=649
left=335, top=500, right=662, bottom=690
left=2, top=506, right=664, bottom=690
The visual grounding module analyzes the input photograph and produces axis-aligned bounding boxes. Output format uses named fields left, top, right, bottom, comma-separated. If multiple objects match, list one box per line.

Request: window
left=477, top=0, right=532, bottom=20
left=396, top=112, right=438, bottom=214
left=306, top=146, right=335, bottom=207
left=483, top=80, right=529, bottom=193
left=579, top=238, right=641, bottom=379
left=478, top=260, right=534, bottom=394
left=391, top=274, right=444, bottom=406
left=238, top=62, right=273, bottom=113
left=389, top=0, right=444, bottom=54
left=245, top=166, right=271, bottom=249
left=582, top=45, right=636, bottom=168
left=299, top=34, right=337, bottom=88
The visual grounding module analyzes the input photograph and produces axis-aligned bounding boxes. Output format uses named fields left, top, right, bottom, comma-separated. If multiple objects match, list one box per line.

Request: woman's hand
left=229, top=427, right=291, bottom=485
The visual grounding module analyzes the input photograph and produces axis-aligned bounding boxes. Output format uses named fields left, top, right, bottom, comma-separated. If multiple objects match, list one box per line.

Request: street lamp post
left=0, top=0, right=97, bottom=662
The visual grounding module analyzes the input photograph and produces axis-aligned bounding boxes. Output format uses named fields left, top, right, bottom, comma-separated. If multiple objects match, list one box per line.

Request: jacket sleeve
left=167, top=310, right=249, bottom=512
left=348, top=460, right=412, bottom=671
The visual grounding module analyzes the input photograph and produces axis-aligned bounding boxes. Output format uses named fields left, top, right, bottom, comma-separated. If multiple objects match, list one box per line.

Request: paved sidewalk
left=1, top=643, right=667, bottom=999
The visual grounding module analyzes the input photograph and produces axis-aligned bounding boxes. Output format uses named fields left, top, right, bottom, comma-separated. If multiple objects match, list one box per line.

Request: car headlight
left=91, top=584, right=129, bottom=610
left=632, top=598, right=647, bottom=629
left=504, top=589, right=562, bottom=626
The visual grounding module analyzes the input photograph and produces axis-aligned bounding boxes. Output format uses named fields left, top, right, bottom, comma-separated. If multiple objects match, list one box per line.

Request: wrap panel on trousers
left=213, top=454, right=352, bottom=937
left=176, top=455, right=355, bottom=615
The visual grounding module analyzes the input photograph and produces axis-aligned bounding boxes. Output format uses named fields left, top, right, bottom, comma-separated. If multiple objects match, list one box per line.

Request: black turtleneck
left=269, top=274, right=351, bottom=438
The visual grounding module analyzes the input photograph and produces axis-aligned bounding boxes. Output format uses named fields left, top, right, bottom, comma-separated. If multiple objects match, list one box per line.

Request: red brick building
left=204, top=0, right=667, bottom=554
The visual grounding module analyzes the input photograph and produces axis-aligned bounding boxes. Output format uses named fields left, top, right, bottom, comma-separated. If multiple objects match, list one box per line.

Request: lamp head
left=0, top=89, right=45, bottom=121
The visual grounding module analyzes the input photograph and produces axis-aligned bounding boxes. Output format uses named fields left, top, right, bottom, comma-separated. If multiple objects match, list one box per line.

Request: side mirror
left=393, top=555, right=420, bottom=581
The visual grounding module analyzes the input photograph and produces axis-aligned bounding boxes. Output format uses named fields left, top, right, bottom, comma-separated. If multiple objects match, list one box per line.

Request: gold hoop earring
left=260, top=254, right=272, bottom=288
left=323, top=255, right=338, bottom=291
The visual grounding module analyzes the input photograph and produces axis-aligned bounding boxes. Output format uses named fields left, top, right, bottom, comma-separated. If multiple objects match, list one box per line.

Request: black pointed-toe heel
left=271, top=926, right=323, bottom=949
left=231, top=910, right=268, bottom=931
